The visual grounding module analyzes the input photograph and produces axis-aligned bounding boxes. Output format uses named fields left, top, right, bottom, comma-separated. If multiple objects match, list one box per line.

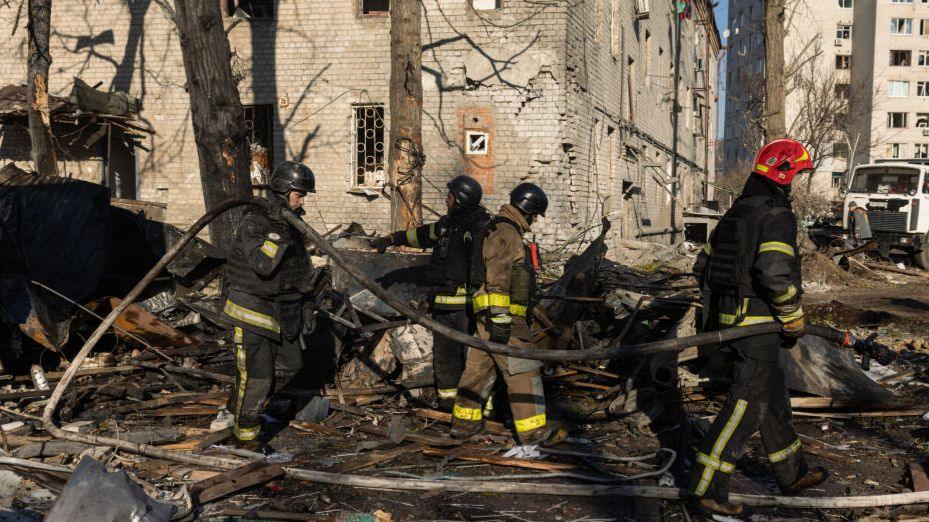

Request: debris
left=295, top=396, right=331, bottom=423
left=44, top=457, right=174, bottom=522
left=908, top=462, right=929, bottom=492
left=189, top=460, right=284, bottom=506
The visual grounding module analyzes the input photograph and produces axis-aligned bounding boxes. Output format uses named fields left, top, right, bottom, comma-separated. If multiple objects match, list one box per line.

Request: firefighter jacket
left=223, top=198, right=313, bottom=341
left=695, top=175, right=804, bottom=330
left=470, top=204, right=536, bottom=341
left=390, top=206, right=491, bottom=310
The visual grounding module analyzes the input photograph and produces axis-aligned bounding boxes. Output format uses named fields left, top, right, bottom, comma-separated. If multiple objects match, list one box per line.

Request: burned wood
left=190, top=460, right=284, bottom=505
left=355, top=423, right=456, bottom=447
left=116, top=391, right=226, bottom=413
left=129, top=360, right=234, bottom=384
left=327, top=444, right=424, bottom=474
left=412, top=408, right=509, bottom=436
left=421, top=446, right=577, bottom=472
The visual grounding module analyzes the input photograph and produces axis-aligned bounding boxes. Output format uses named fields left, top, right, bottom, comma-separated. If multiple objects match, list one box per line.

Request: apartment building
left=725, top=0, right=929, bottom=194
left=0, top=0, right=719, bottom=248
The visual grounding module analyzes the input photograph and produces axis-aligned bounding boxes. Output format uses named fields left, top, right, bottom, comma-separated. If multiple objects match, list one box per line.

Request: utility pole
left=174, top=0, right=252, bottom=252
left=26, top=0, right=58, bottom=177
left=763, top=0, right=787, bottom=139
left=387, top=0, right=424, bottom=231
left=669, top=2, right=683, bottom=243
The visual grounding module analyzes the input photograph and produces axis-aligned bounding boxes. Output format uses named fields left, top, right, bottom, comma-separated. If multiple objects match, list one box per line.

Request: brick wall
left=0, top=0, right=717, bottom=249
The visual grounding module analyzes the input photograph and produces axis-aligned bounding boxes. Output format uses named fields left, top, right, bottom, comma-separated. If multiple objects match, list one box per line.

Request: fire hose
left=35, top=196, right=919, bottom=511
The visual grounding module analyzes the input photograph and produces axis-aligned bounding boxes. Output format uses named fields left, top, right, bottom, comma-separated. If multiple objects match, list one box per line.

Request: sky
left=714, top=0, right=729, bottom=139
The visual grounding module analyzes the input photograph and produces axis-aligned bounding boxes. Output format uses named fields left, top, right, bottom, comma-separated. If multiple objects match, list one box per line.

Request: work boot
left=451, top=420, right=484, bottom=439
left=782, top=466, right=829, bottom=495
left=694, top=497, right=744, bottom=516
left=520, top=426, right=568, bottom=446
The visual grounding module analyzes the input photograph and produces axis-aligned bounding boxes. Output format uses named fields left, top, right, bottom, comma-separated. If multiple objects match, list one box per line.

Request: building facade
left=725, top=0, right=929, bottom=194
left=0, top=0, right=719, bottom=249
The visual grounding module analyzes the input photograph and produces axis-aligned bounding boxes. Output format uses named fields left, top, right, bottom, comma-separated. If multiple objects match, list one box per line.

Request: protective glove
left=781, top=316, right=806, bottom=339
left=370, top=235, right=393, bottom=253
left=487, top=313, right=512, bottom=344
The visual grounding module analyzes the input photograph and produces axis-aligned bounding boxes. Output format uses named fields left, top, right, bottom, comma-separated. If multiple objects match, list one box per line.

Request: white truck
left=843, top=159, right=929, bottom=268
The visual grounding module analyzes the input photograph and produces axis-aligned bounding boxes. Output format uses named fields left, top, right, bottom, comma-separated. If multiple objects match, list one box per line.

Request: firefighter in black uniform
left=371, top=176, right=491, bottom=410
left=223, top=161, right=316, bottom=452
left=689, top=139, right=829, bottom=515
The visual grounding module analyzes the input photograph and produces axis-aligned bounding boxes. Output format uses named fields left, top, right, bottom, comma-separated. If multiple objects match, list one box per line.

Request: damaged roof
left=0, top=79, right=145, bottom=125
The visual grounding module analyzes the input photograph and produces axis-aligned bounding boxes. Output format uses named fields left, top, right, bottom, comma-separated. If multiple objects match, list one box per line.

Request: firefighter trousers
left=229, top=326, right=303, bottom=442
left=431, top=309, right=471, bottom=403
left=451, top=322, right=546, bottom=443
left=689, top=343, right=806, bottom=502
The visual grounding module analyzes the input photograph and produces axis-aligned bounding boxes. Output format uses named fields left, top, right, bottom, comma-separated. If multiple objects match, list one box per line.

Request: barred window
left=352, top=104, right=386, bottom=188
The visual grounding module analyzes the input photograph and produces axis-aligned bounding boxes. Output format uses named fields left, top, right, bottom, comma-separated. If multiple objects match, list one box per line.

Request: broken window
left=465, top=131, right=489, bottom=155
left=353, top=104, right=386, bottom=188
left=834, top=83, right=850, bottom=99
left=362, top=0, right=390, bottom=14
left=888, top=112, right=909, bottom=128
left=242, top=104, right=274, bottom=183
left=918, top=81, right=929, bottom=96
left=915, top=143, right=929, bottom=158
left=224, top=0, right=274, bottom=18
left=835, top=55, right=851, bottom=69
left=919, top=51, right=929, bottom=66
left=890, top=50, right=911, bottom=66
left=891, top=18, right=913, bottom=35
left=917, top=112, right=929, bottom=127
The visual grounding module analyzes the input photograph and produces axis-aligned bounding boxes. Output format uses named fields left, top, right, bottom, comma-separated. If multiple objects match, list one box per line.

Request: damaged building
left=0, top=0, right=719, bottom=249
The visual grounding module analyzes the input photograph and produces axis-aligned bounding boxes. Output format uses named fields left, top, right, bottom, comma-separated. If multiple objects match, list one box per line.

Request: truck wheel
left=915, top=235, right=929, bottom=269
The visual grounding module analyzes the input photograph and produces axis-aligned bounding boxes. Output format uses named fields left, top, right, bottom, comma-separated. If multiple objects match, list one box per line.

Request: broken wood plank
left=161, top=427, right=232, bottom=452
left=908, top=462, right=929, bottom=492
left=568, top=382, right=613, bottom=391
left=793, top=409, right=927, bottom=419
left=568, top=365, right=620, bottom=380
left=412, top=408, right=509, bottom=436
left=355, top=423, right=457, bottom=447
left=190, top=460, right=284, bottom=505
left=421, top=447, right=576, bottom=472
left=149, top=406, right=219, bottom=417
left=327, top=444, right=424, bottom=474
left=789, top=397, right=914, bottom=410
left=290, top=421, right=344, bottom=438
left=116, top=391, right=226, bottom=413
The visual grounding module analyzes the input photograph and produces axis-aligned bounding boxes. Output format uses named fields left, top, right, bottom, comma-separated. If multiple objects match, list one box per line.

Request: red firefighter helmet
left=752, top=139, right=814, bottom=185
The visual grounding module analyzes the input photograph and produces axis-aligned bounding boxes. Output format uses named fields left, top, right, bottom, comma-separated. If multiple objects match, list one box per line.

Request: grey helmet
left=270, top=161, right=316, bottom=195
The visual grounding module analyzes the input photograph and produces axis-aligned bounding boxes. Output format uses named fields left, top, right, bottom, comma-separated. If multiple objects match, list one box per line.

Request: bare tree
left=763, top=0, right=787, bottom=140
left=387, top=0, right=424, bottom=231
left=26, top=0, right=58, bottom=176
left=173, top=0, right=252, bottom=251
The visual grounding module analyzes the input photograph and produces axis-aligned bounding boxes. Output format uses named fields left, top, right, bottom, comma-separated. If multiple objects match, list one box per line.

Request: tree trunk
left=26, top=0, right=58, bottom=177
left=387, top=0, right=423, bottom=231
left=174, top=0, right=252, bottom=252
left=763, top=0, right=787, bottom=140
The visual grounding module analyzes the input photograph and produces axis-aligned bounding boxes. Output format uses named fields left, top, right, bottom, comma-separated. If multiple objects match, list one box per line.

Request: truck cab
left=843, top=160, right=929, bottom=268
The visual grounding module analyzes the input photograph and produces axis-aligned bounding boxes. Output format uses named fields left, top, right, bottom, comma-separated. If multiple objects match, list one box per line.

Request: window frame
left=351, top=103, right=387, bottom=189
left=919, top=50, right=929, bottom=66
left=917, top=81, right=929, bottom=96
left=835, top=54, right=852, bottom=69
left=888, top=80, right=910, bottom=97
left=838, top=0, right=853, bottom=8
left=890, top=143, right=908, bottom=158
left=890, top=49, right=912, bottom=66
left=915, top=143, right=929, bottom=159
left=836, top=24, right=852, bottom=39
left=888, top=112, right=909, bottom=128
left=890, top=18, right=914, bottom=35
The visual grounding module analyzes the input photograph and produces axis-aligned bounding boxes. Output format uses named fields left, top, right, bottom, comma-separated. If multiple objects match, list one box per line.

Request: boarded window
left=353, top=104, right=386, bottom=188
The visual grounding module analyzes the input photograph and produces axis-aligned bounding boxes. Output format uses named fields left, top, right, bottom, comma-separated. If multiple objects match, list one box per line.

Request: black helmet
left=510, top=182, right=548, bottom=217
left=447, top=175, right=482, bottom=208
left=270, top=161, right=316, bottom=195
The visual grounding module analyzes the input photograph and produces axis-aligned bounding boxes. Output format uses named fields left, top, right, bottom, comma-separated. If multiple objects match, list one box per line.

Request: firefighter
left=848, top=201, right=873, bottom=246
left=450, top=182, right=549, bottom=444
left=223, top=161, right=316, bottom=453
left=690, top=139, right=829, bottom=515
left=370, top=176, right=491, bottom=410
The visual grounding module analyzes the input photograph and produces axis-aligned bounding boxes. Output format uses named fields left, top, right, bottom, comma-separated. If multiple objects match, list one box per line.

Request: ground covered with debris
left=0, top=221, right=927, bottom=521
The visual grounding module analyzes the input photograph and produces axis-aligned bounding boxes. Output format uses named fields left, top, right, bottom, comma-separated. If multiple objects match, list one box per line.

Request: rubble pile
left=0, top=204, right=926, bottom=520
